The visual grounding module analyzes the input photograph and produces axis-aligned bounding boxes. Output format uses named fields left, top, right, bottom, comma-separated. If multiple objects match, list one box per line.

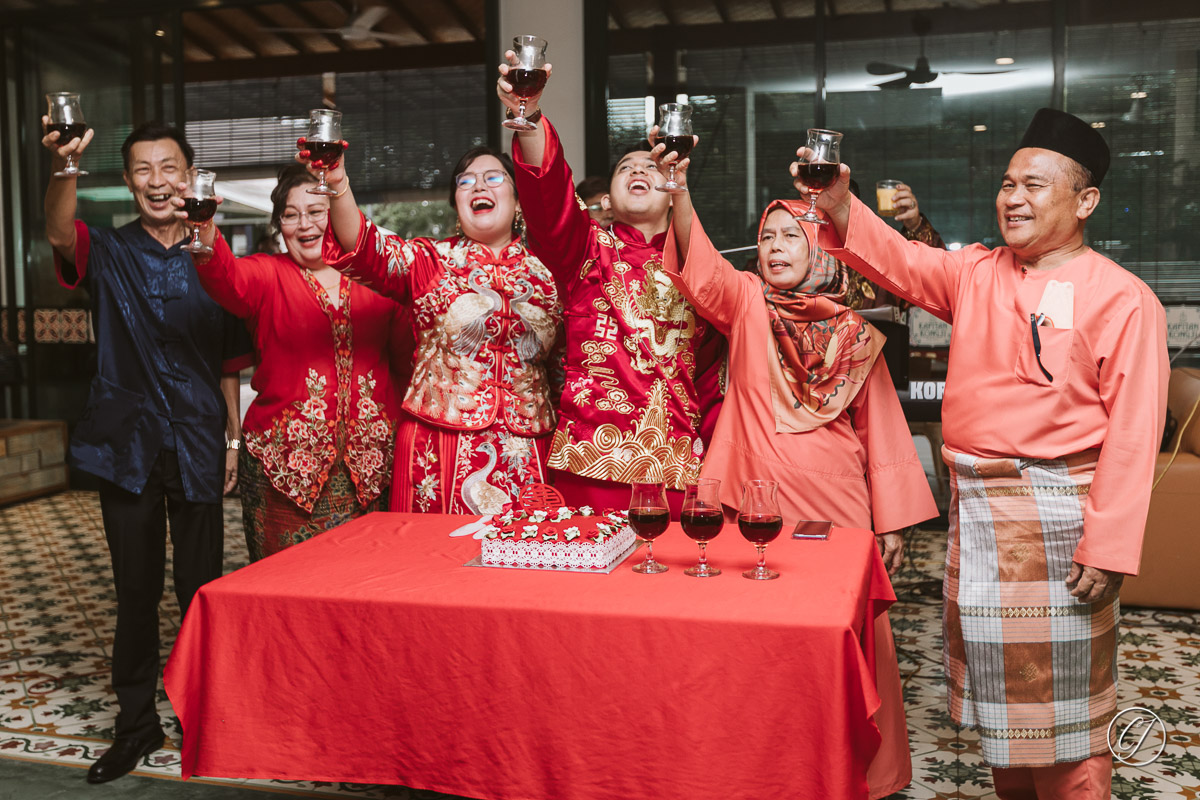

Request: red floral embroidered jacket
left=323, top=216, right=562, bottom=437
left=198, top=234, right=407, bottom=512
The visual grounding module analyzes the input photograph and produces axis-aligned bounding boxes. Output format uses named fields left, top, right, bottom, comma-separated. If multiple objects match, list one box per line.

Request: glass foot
left=684, top=563, right=721, bottom=577
left=655, top=182, right=686, bottom=194
left=632, top=558, right=668, bottom=574
left=742, top=566, right=779, bottom=580
left=307, top=184, right=338, bottom=196
left=502, top=118, right=537, bottom=132
left=53, top=168, right=88, bottom=177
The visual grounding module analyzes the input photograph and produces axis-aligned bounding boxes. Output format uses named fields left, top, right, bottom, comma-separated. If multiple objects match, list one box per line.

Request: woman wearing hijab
left=304, top=143, right=562, bottom=516
left=654, top=141, right=936, bottom=800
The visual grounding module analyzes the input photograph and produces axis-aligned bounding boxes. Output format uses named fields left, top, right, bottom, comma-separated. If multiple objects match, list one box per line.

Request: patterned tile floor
left=0, top=491, right=1197, bottom=798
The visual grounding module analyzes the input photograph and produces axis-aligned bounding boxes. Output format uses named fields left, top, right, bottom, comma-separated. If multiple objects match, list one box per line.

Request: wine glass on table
left=796, top=128, right=843, bottom=225
left=681, top=478, right=722, bottom=577
left=502, top=35, right=548, bottom=131
left=305, top=109, right=344, bottom=196
left=182, top=168, right=217, bottom=255
left=628, top=480, right=670, bottom=574
left=654, top=103, right=693, bottom=194
left=738, top=479, right=782, bottom=580
left=46, top=92, right=89, bottom=177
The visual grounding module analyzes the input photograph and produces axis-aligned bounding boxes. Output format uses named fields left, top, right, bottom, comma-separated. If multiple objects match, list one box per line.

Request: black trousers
left=98, top=449, right=223, bottom=739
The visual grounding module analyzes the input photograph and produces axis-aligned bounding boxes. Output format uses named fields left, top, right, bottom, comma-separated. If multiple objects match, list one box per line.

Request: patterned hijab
left=757, top=199, right=884, bottom=432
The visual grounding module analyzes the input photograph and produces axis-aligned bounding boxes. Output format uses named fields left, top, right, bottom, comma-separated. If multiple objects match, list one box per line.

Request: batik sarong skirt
left=239, top=448, right=386, bottom=562
left=942, top=446, right=1117, bottom=768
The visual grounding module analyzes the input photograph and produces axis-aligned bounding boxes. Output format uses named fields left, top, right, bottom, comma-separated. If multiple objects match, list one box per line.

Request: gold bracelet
left=331, top=183, right=349, bottom=198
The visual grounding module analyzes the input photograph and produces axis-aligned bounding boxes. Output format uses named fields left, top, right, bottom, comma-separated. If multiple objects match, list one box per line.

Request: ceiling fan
left=866, top=15, right=1018, bottom=89
left=258, top=5, right=407, bottom=45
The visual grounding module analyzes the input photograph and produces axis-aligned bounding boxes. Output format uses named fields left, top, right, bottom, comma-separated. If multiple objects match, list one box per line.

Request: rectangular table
left=165, top=512, right=898, bottom=800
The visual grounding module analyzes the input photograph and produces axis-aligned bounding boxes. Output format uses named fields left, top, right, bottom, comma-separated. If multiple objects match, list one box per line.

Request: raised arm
left=42, top=115, right=95, bottom=263
left=193, top=230, right=271, bottom=319
left=661, top=211, right=749, bottom=336
left=321, top=211, right=426, bottom=306
left=296, top=137, right=359, bottom=253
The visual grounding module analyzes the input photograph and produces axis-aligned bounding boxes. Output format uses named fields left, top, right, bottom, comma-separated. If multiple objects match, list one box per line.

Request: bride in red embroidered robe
left=311, top=144, right=563, bottom=515
left=193, top=165, right=409, bottom=560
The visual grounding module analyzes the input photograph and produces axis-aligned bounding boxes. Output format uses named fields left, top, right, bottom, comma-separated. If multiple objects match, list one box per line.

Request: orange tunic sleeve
left=1074, top=290, right=1169, bottom=575
left=821, top=196, right=966, bottom=324
left=661, top=213, right=755, bottom=335
left=848, top=359, right=940, bottom=533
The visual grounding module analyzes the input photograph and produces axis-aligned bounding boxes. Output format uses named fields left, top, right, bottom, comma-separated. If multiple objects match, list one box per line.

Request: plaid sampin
left=941, top=446, right=1117, bottom=768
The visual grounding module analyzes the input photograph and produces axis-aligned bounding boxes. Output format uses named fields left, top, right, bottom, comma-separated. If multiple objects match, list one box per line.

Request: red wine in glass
left=738, top=513, right=783, bottom=544
left=681, top=507, right=723, bottom=541
left=508, top=68, right=548, bottom=99
left=307, top=140, right=344, bottom=166
left=49, top=122, right=87, bottom=145
left=800, top=162, right=839, bottom=190
left=655, top=135, right=694, bottom=161
left=183, top=197, right=217, bottom=224
left=629, top=507, right=670, bottom=540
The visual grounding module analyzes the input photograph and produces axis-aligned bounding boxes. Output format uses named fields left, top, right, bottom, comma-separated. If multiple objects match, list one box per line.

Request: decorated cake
left=480, top=505, right=635, bottom=570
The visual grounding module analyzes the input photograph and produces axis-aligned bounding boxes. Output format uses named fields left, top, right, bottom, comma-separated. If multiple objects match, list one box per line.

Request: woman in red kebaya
left=189, top=165, right=410, bottom=560
left=307, top=143, right=563, bottom=515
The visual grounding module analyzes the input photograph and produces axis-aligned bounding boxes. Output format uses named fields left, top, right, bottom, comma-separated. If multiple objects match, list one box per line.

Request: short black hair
left=448, top=145, right=517, bottom=209
left=576, top=175, right=608, bottom=201
left=269, top=164, right=319, bottom=236
left=121, top=121, right=193, bottom=171
left=1065, top=160, right=1097, bottom=192
left=608, top=142, right=654, bottom=186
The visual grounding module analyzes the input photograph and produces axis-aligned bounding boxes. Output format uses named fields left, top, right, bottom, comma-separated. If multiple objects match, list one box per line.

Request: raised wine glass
left=681, top=478, right=722, bottom=577
left=182, top=168, right=217, bottom=255
left=502, top=35, right=548, bottom=132
left=46, top=92, right=89, bottom=177
left=738, top=479, right=782, bottom=580
left=796, top=128, right=843, bottom=225
left=654, top=103, right=693, bottom=194
left=305, top=109, right=344, bottom=196
left=628, top=480, right=670, bottom=574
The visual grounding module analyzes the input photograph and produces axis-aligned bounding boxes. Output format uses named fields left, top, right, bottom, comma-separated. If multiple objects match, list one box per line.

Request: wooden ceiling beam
left=380, top=0, right=437, bottom=45
left=239, top=4, right=313, bottom=55
left=182, top=23, right=221, bottom=60
left=657, top=0, right=680, bottom=26
left=713, top=0, right=731, bottom=24
left=441, top=0, right=483, bottom=41
left=611, top=3, right=1060, bottom=52
left=769, top=0, right=786, bottom=20
left=211, top=10, right=266, bottom=57
left=288, top=2, right=350, bottom=51
left=184, top=40, right=483, bottom=82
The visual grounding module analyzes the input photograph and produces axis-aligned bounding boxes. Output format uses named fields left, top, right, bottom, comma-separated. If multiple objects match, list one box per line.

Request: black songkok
left=1016, top=108, right=1111, bottom=187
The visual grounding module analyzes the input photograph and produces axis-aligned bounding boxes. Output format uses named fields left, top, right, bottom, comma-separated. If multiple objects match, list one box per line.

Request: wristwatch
left=226, top=439, right=242, bottom=451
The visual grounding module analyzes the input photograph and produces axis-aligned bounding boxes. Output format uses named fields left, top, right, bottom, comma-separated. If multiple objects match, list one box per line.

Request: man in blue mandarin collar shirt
left=42, top=119, right=252, bottom=784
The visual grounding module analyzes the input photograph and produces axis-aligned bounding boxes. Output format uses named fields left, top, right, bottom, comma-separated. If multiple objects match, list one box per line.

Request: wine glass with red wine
left=796, top=128, right=843, bottom=225
left=682, top=478, right=723, bottom=577
left=502, top=35, right=548, bottom=132
left=654, top=103, right=693, bottom=194
left=738, top=479, right=782, bottom=580
left=305, top=109, right=344, bottom=196
left=46, top=92, right=89, bottom=178
left=182, top=168, right=217, bottom=255
left=628, top=480, right=670, bottom=574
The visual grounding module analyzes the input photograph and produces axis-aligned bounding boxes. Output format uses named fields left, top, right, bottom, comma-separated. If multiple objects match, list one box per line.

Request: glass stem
left=808, top=190, right=821, bottom=216
left=698, top=541, right=708, bottom=567
left=668, top=163, right=677, bottom=185
left=645, top=540, right=655, bottom=563
left=756, top=543, right=767, bottom=571
left=518, top=100, right=527, bottom=121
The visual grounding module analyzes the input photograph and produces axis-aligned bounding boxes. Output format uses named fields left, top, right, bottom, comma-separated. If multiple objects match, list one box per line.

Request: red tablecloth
left=165, top=512, right=898, bottom=800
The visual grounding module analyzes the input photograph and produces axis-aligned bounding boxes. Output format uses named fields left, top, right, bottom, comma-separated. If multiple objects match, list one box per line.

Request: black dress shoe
left=86, top=730, right=165, bottom=784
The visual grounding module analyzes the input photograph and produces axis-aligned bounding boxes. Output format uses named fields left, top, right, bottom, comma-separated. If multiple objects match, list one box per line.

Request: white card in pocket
left=1035, top=280, right=1074, bottom=329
